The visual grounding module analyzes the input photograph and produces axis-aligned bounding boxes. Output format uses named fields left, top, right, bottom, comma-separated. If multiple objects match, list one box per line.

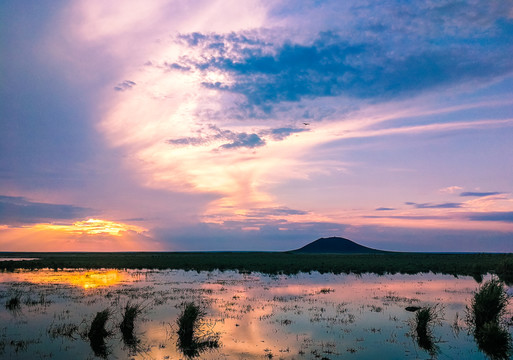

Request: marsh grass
left=48, top=322, right=79, bottom=340
left=410, top=305, right=444, bottom=356
left=88, top=309, right=111, bottom=358
left=3, top=251, right=513, bottom=283
left=496, top=260, right=513, bottom=285
left=467, top=279, right=508, bottom=329
left=467, top=279, right=512, bottom=359
left=24, top=294, right=50, bottom=307
left=176, top=302, right=219, bottom=358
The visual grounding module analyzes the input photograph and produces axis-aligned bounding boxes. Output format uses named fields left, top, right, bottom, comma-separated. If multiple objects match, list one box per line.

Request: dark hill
left=290, top=237, right=385, bottom=254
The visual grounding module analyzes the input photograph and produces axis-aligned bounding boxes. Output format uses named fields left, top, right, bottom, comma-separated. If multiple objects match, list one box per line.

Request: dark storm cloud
left=0, top=195, right=91, bottom=225
left=460, top=191, right=504, bottom=197
left=467, top=212, right=513, bottom=223
left=406, top=202, right=462, bottom=209
left=170, top=15, right=513, bottom=109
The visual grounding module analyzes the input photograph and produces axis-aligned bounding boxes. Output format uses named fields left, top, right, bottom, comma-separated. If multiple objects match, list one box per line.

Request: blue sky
left=1, top=0, right=512, bottom=251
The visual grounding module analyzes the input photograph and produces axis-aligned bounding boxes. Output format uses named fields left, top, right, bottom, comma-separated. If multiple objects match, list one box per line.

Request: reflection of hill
left=290, top=237, right=385, bottom=254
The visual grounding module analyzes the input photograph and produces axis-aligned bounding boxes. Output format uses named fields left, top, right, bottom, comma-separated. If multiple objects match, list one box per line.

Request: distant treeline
left=1, top=252, right=512, bottom=284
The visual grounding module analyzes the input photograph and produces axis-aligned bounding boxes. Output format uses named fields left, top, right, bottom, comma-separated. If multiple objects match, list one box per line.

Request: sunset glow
left=60, top=218, right=146, bottom=236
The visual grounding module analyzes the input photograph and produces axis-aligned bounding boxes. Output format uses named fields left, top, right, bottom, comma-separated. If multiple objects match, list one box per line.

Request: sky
left=1, top=0, right=512, bottom=252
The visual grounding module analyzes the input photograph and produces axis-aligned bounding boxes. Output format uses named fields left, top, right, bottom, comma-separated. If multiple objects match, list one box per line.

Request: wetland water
left=1, top=269, right=512, bottom=359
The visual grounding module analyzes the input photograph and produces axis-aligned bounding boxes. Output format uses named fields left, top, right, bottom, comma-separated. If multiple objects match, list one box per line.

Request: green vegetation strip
left=1, top=252, right=512, bottom=282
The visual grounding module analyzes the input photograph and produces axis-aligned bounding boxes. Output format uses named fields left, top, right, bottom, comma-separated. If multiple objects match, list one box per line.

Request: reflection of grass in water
left=120, top=302, right=144, bottom=354
left=88, top=309, right=111, bottom=359
left=5, top=295, right=21, bottom=311
left=177, top=302, right=219, bottom=358
left=415, top=308, right=435, bottom=352
left=466, top=279, right=512, bottom=360
left=475, top=321, right=512, bottom=360
left=410, top=305, right=444, bottom=356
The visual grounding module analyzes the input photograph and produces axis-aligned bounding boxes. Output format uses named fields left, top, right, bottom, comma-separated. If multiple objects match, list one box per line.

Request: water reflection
left=176, top=302, right=220, bottom=358
left=466, top=279, right=513, bottom=360
left=0, top=258, right=39, bottom=262
left=88, top=309, right=111, bottom=359
left=409, top=305, right=444, bottom=358
left=475, top=321, right=512, bottom=360
left=120, top=302, right=144, bottom=356
left=0, top=270, right=511, bottom=359
left=1, top=269, right=127, bottom=288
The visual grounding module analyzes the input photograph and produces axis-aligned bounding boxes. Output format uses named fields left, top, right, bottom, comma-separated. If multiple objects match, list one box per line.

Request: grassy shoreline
left=1, top=252, right=512, bottom=283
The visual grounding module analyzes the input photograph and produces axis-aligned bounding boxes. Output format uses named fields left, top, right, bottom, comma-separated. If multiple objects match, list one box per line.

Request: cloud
left=167, top=124, right=265, bottom=150
left=152, top=220, right=347, bottom=251
left=467, top=212, right=513, bottom=223
left=406, top=202, right=462, bottom=209
left=170, top=21, right=513, bottom=111
left=153, top=218, right=513, bottom=252
left=460, top=191, right=504, bottom=197
left=220, top=132, right=265, bottom=149
left=266, top=127, right=309, bottom=140
left=246, top=207, right=309, bottom=217
left=114, top=80, right=136, bottom=91
left=364, top=215, right=449, bottom=221
left=0, top=195, right=92, bottom=225
left=439, top=186, right=463, bottom=194
left=167, top=124, right=307, bottom=150
left=375, top=207, right=395, bottom=211
left=0, top=221, right=158, bottom=251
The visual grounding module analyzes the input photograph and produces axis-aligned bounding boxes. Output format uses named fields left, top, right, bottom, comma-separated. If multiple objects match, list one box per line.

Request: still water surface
left=1, top=269, right=511, bottom=359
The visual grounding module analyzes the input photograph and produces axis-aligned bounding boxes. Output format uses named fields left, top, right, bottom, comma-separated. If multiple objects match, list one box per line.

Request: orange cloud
left=44, top=218, right=146, bottom=236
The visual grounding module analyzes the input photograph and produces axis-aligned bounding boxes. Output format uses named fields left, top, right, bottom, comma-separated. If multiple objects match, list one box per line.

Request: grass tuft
left=467, top=278, right=508, bottom=329
left=48, top=322, right=79, bottom=339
